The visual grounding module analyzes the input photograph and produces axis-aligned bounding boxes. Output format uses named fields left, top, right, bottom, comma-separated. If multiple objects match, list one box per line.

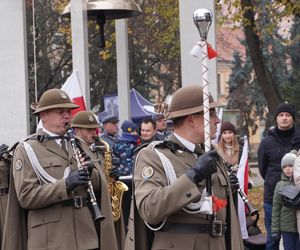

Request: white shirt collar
left=173, top=132, right=196, bottom=153
left=42, top=127, right=63, bottom=145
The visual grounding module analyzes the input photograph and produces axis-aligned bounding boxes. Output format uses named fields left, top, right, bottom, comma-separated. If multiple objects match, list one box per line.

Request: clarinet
left=66, top=125, right=105, bottom=221
left=226, top=163, right=258, bottom=216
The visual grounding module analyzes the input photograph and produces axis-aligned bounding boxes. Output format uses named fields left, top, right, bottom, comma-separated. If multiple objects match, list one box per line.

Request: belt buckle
left=0, top=188, right=7, bottom=196
left=211, top=220, right=223, bottom=237
left=74, top=196, right=83, bottom=208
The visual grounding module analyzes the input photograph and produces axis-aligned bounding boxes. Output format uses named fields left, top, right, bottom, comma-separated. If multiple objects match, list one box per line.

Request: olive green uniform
left=3, top=130, right=101, bottom=250
left=125, top=134, right=244, bottom=250
left=0, top=157, right=10, bottom=246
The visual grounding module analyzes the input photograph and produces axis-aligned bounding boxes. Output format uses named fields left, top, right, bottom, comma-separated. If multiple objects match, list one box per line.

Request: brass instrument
left=94, top=137, right=128, bottom=221
left=66, top=126, right=105, bottom=221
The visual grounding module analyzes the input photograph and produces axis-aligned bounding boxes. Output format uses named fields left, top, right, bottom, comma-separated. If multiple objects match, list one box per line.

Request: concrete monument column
left=0, top=0, right=29, bottom=145
left=70, top=0, right=90, bottom=109
left=116, top=19, right=131, bottom=123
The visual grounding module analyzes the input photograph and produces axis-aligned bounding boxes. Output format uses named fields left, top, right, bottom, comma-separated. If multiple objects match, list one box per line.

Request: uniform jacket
left=2, top=130, right=102, bottom=250
left=125, top=134, right=244, bottom=250
left=78, top=138, right=125, bottom=250
left=258, top=126, right=300, bottom=203
left=100, top=131, right=118, bottom=151
left=271, top=173, right=297, bottom=234
left=0, top=158, right=10, bottom=247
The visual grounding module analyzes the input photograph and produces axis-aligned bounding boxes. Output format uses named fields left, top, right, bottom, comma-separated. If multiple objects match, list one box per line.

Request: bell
left=62, top=0, right=142, bottom=48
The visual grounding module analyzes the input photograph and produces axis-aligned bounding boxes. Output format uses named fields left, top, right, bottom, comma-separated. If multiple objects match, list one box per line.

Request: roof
left=216, top=27, right=246, bottom=62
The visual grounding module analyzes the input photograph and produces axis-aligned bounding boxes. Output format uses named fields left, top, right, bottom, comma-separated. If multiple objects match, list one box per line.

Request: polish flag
left=237, top=135, right=249, bottom=239
left=61, top=69, right=86, bottom=116
left=36, top=70, right=86, bottom=130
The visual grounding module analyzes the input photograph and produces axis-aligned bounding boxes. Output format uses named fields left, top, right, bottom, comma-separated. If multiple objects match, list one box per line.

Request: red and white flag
left=36, top=70, right=86, bottom=130
left=61, top=69, right=86, bottom=116
left=237, top=135, right=249, bottom=239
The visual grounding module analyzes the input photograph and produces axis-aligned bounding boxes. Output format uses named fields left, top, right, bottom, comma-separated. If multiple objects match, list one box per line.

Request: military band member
left=100, top=114, right=119, bottom=150
left=0, top=144, right=10, bottom=247
left=71, top=111, right=125, bottom=250
left=125, top=85, right=244, bottom=250
left=2, top=89, right=101, bottom=250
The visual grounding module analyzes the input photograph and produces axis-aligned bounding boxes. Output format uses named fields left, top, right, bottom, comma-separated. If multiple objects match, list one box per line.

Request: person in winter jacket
left=292, top=150, right=300, bottom=238
left=216, top=121, right=241, bottom=170
left=112, top=120, right=139, bottom=231
left=112, top=120, right=139, bottom=177
left=258, top=103, right=300, bottom=250
left=271, top=150, right=299, bottom=250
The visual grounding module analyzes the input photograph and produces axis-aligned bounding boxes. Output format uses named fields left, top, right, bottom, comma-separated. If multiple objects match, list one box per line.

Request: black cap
left=274, top=103, right=296, bottom=121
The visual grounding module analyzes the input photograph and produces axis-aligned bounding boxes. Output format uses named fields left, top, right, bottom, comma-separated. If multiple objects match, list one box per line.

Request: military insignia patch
left=141, top=166, right=154, bottom=179
left=15, top=159, right=23, bottom=171
left=59, top=90, right=68, bottom=99
left=88, top=114, right=94, bottom=122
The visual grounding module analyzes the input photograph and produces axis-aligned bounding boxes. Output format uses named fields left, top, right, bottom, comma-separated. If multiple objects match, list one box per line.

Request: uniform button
left=169, top=243, right=174, bottom=248
left=129, top=236, right=133, bottom=241
left=130, top=216, right=133, bottom=221
left=186, top=192, right=191, bottom=197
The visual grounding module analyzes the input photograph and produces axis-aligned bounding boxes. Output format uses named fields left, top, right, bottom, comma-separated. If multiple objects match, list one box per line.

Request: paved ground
left=249, top=166, right=264, bottom=187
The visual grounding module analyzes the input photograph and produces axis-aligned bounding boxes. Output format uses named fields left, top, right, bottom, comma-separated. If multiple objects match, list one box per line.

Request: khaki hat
left=33, top=89, right=79, bottom=114
left=165, top=85, right=222, bottom=120
left=71, top=111, right=100, bottom=129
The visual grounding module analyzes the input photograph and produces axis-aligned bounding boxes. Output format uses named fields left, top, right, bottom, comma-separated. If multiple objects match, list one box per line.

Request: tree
left=227, top=50, right=266, bottom=137
left=26, top=0, right=181, bottom=131
left=217, top=0, right=300, bottom=117
left=26, top=0, right=72, bottom=132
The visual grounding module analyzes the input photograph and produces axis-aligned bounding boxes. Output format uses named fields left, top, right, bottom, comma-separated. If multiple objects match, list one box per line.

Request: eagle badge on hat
left=142, top=166, right=154, bottom=179
left=88, top=114, right=94, bottom=122
left=59, top=90, right=68, bottom=99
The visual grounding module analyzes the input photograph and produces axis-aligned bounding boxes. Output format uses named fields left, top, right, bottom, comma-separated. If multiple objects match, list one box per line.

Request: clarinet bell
left=91, top=202, right=105, bottom=221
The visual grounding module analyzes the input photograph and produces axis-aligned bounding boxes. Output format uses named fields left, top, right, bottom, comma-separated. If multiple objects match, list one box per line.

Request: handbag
left=278, top=184, right=300, bottom=208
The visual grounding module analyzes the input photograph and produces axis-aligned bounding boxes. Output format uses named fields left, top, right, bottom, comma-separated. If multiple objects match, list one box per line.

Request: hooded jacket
left=271, top=173, right=297, bottom=234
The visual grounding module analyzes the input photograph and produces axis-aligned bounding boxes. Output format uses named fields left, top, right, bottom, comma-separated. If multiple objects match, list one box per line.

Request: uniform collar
left=42, top=127, right=65, bottom=145
left=173, top=132, right=196, bottom=153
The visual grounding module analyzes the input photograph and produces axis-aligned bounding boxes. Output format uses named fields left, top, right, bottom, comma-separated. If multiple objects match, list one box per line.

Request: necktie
left=60, top=139, right=68, bottom=154
left=194, top=144, right=203, bottom=157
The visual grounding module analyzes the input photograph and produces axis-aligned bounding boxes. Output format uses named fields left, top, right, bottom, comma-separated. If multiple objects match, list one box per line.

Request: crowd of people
left=0, top=85, right=299, bottom=250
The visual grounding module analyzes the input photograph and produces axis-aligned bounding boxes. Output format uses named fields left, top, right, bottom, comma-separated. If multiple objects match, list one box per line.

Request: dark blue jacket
left=258, top=126, right=300, bottom=203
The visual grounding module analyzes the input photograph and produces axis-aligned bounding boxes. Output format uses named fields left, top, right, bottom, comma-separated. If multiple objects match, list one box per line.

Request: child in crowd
left=112, top=120, right=139, bottom=231
left=272, top=150, right=299, bottom=250
left=112, top=120, right=139, bottom=177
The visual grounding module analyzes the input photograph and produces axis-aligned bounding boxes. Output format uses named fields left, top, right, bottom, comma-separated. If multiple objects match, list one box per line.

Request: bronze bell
left=62, top=0, right=142, bottom=48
